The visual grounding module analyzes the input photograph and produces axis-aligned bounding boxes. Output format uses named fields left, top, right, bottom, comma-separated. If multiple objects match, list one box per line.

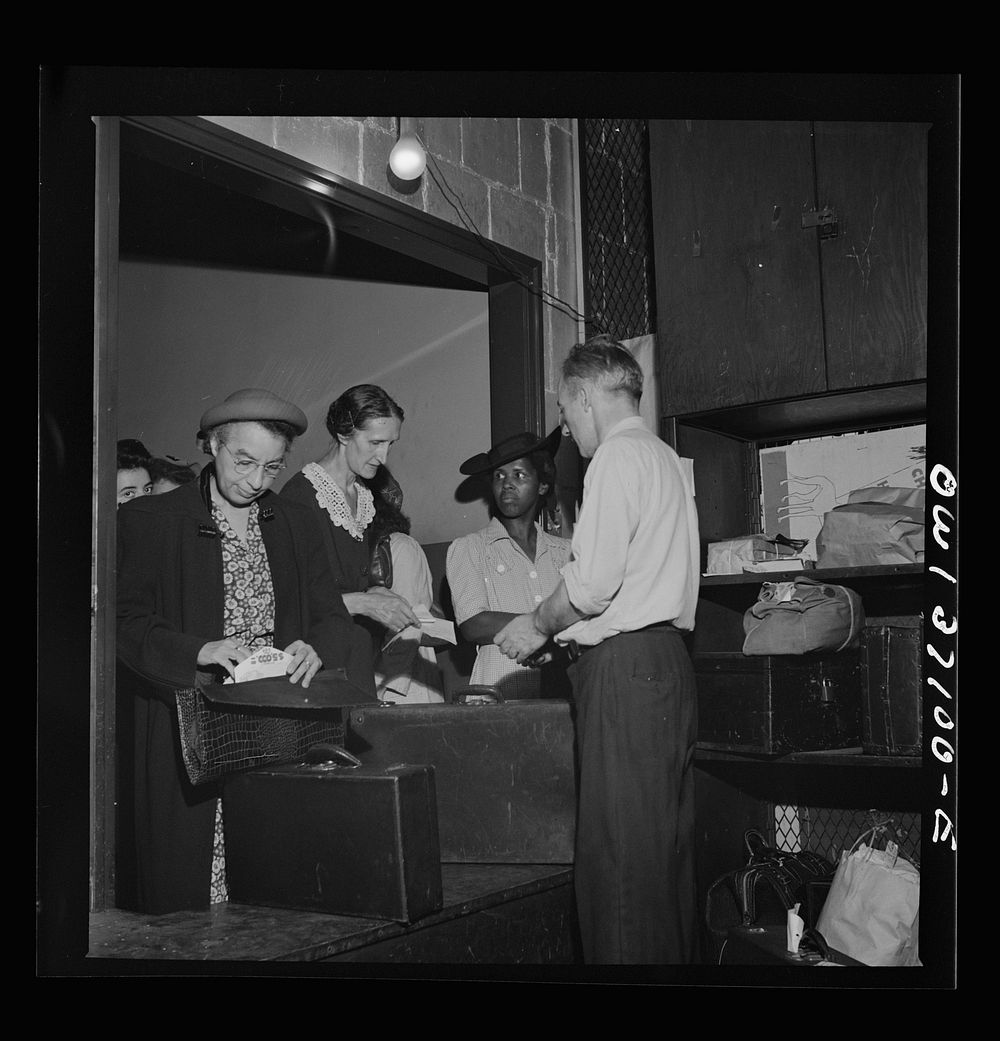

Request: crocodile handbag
left=173, top=669, right=374, bottom=786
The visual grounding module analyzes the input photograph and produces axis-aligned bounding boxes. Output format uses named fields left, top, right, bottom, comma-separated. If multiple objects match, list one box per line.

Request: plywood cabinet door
left=814, top=121, right=928, bottom=389
left=650, top=120, right=827, bottom=416
left=649, top=120, right=929, bottom=417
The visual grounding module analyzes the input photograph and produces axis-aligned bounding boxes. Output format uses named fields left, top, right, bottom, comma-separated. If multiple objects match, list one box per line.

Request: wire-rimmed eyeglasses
left=220, top=442, right=286, bottom=478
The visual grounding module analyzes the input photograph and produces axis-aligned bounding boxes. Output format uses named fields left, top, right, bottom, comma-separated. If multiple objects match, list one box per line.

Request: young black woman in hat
left=445, top=428, right=571, bottom=700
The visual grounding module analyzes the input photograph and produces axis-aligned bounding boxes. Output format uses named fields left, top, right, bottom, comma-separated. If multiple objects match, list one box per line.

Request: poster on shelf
left=759, top=424, right=926, bottom=561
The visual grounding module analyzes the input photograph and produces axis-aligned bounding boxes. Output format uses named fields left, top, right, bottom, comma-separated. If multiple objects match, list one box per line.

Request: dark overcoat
left=116, top=469, right=374, bottom=913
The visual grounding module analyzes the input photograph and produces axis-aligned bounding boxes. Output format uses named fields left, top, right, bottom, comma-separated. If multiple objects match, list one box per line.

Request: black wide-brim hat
left=199, top=388, right=308, bottom=436
left=459, top=427, right=563, bottom=476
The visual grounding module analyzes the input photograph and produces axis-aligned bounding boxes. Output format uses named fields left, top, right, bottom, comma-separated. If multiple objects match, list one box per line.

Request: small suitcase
left=347, top=701, right=577, bottom=863
left=224, top=760, right=443, bottom=922
left=861, top=617, right=923, bottom=756
left=694, top=650, right=862, bottom=755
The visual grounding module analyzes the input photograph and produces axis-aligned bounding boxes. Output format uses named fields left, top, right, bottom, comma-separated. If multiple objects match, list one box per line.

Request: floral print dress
left=209, top=499, right=277, bottom=905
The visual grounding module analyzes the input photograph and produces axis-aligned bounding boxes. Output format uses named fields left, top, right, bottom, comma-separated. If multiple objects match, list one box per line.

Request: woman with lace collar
left=281, top=384, right=421, bottom=644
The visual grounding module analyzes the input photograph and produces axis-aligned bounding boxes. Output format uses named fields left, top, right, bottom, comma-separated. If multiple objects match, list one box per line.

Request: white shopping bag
left=816, top=831, right=920, bottom=967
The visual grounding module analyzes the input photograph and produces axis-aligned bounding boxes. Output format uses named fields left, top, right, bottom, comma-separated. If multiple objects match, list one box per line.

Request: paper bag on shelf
left=707, top=533, right=809, bottom=576
left=816, top=488, right=925, bottom=569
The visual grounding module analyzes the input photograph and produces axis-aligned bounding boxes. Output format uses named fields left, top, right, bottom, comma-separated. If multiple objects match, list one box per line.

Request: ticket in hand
left=382, top=615, right=457, bottom=651
left=224, top=646, right=291, bottom=684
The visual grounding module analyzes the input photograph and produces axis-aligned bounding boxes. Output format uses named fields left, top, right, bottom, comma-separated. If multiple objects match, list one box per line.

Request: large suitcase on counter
left=224, top=762, right=443, bottom=922
left=694, top=651, right=863, bottom=755
left=347, top=701, right=577, bottom=863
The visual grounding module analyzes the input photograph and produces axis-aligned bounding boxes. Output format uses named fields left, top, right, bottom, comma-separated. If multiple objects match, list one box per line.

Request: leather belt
left=565, top=622, right=678, bottom=662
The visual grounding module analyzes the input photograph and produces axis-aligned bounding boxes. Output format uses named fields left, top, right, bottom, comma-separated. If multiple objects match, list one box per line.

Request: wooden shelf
left=700, top=563, right=924, bottom=588
left=673, top=381, right=926, bottom=442
left=695, top=747, right=922, bottom=768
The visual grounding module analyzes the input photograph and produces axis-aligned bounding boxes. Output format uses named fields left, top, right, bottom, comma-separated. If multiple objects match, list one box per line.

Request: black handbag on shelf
left=705, top=828, right=836, bottom=963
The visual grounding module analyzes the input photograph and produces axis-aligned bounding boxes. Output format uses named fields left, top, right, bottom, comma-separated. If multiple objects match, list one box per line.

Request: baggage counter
left=88, top=863, right=577, bottom=965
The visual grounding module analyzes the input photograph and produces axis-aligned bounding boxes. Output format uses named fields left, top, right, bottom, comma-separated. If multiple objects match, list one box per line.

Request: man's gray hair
left=561, top=334, right=643, bottom=402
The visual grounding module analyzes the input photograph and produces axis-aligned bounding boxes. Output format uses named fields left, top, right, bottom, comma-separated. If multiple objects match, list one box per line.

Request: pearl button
left=534, top=594, right=543, bottom=603
left=529, top=571, right=538, bottom=579
left=496, top=564, right=506, bottom=574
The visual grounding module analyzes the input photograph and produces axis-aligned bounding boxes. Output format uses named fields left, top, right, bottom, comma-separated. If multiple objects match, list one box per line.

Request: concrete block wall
left=203, top=115, right=584, bottom=432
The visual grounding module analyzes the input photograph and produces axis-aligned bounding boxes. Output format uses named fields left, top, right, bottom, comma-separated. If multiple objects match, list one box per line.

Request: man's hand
left=494, top=612, right=549, bottom=664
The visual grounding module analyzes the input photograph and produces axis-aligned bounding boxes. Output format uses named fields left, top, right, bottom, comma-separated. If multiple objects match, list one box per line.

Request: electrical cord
left=422, top=146, right=603, bottom=331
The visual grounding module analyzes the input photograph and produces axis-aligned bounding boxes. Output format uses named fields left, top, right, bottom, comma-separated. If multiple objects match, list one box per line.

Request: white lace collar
left=301, top=462, right=374, bottom=541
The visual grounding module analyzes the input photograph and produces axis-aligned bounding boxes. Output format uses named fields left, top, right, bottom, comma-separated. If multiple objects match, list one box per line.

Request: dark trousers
left=569, top=627, right=697, bottom=964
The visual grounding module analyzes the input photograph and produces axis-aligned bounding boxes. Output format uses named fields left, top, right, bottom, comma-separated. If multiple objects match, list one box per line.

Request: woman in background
left=147, top=456, right=199, bottom=494
left=281, top=384, right=420, bottom=650
left=367, top=468, right=445, bottom=703
left=117, top=441, right=153, bottom=507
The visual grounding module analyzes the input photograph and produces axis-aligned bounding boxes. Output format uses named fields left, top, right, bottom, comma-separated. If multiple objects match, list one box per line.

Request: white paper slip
left=383, top=616, right=457, bottom=651
left=786, top=904, right=805, bottom=953
left=224, top=646, right=291, bottom=684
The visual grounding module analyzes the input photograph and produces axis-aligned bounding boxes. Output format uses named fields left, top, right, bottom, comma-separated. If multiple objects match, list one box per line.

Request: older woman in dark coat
left=116, top=388, right=373, bottom=914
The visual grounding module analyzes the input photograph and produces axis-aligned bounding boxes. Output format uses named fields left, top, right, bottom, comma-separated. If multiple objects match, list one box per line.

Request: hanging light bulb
left=389, top=118, right=427, bottom=180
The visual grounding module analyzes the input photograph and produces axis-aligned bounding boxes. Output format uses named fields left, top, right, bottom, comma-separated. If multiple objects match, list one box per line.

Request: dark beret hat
left=199, top=388, right=308, bottom=436
left=459, top=427, right=563, bottom=476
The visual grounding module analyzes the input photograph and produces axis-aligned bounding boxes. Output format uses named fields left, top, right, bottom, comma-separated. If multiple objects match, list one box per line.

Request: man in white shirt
left=495, top=334, right=700, bottom=963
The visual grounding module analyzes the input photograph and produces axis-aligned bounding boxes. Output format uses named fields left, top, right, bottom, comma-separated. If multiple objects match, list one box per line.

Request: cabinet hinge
left=801, top=207, right=839, bottom=240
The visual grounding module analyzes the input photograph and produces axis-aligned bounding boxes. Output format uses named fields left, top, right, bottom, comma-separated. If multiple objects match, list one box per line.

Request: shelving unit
left=660, top=385, right=927, bottom=962
left=642, top=115, right=944, bottom=967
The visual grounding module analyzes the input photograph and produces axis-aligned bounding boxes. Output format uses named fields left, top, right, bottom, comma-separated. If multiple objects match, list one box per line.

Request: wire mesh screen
left=579, top=119, right=656, bottom=341
left=773, top=804, right=921, bottom=866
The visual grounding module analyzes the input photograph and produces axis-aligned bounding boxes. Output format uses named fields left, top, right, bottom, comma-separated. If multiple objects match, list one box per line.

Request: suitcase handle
left=453, top=684, right=504, bottom=705
left=302, top=743, right=362, bottom=768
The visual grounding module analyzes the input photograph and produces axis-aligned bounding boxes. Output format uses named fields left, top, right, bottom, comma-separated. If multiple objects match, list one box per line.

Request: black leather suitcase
left=223, top=761, right=443, bottom=922
left=347, top=701, right=577, bottom=863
